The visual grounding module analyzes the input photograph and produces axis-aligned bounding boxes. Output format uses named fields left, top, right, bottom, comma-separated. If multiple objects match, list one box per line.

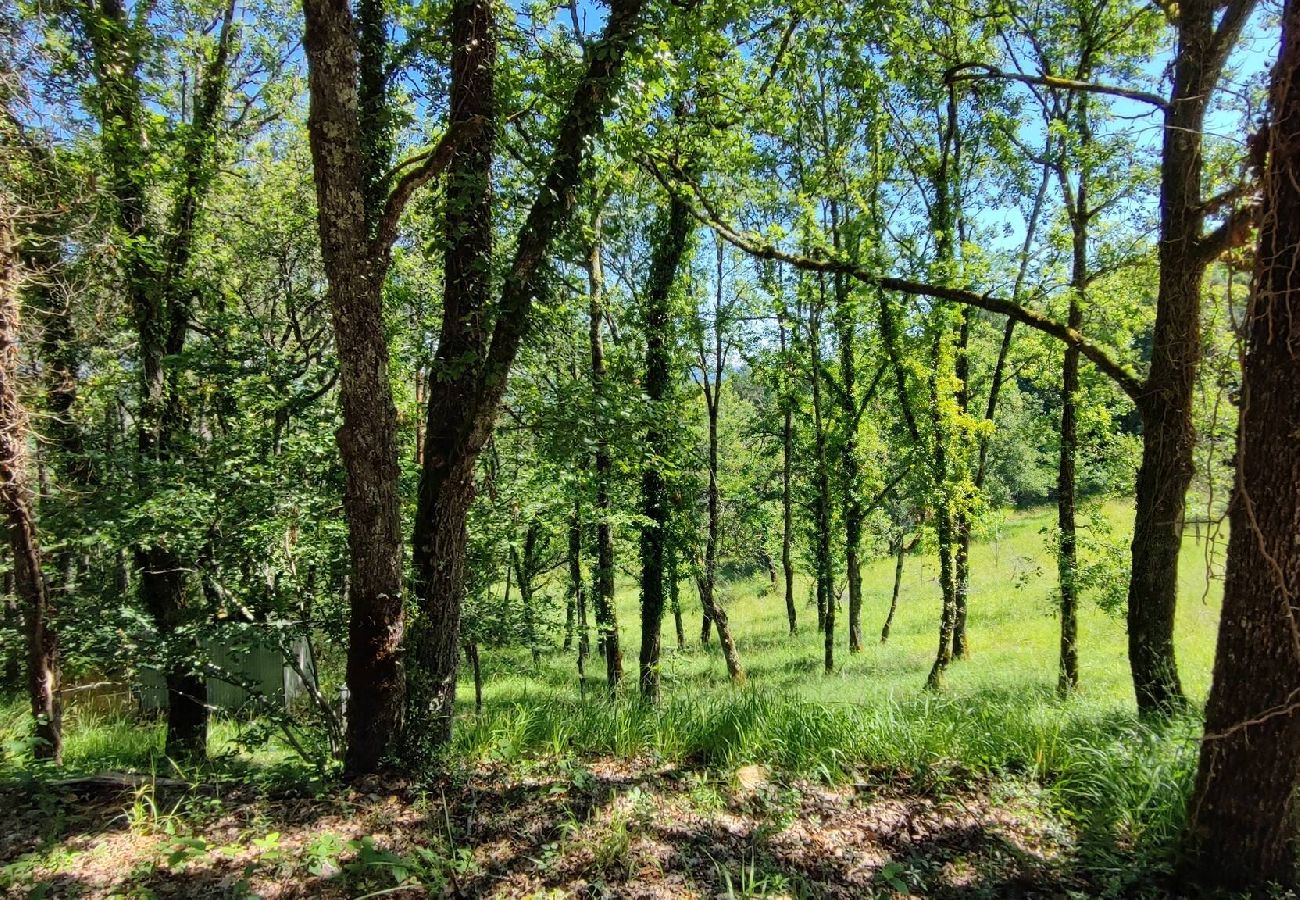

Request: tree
left=639, top=192, right=693, bottom=699
left=402, top=0, right=653, bottom=762
left=689, top=235, right=745, bottom=684
left=1123, top=0, right=1256, bottom=716
left=301, top=0, right=466, bottom=775
left=0, top=187, right=60, bottom=763
left=1181, top=0, right=1300, bottom=884
left=71, top=0, right=239, bottom=758
left=587, top=211, right=623, bottom=693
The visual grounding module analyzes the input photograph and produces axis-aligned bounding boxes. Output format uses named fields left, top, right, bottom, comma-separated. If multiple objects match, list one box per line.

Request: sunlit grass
left=469, top=499, right=1221, bottom=716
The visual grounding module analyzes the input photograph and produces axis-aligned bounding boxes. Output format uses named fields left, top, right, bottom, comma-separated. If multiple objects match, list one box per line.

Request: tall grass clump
left=451, top=686, right=1199, bottom=873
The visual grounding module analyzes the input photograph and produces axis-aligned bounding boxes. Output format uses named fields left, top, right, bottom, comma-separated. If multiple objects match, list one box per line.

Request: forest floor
left=2, top=757, right=1082, bottom=898
left=1, top=501, right=1226, bottom=897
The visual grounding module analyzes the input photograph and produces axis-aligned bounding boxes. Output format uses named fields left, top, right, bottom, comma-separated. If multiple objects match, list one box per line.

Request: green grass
left=471, top=499, right=1221, bottom=715
left=0, top=500, right=1226, bottom=889
left=448, top=499, right=1223, bottom=886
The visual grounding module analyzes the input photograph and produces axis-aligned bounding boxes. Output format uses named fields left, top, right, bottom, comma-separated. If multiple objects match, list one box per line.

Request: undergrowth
left=452, top=687, right=1201, bottom=882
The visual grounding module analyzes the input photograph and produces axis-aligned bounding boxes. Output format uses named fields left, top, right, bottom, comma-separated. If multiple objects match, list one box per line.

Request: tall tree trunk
left=1128, top=0, right=1256, bottom=717
left=1056, top=87, right=1092, bottom=697
left=951, top=309, right=970, bottom=660
left=926, top=338, right=958, bottom=690
left=778, top=318, right=797, bottom=635
left=588, top=227, right=621, bottom=691
left=697, top=237, right=744, bottom=683
left=829, top=209, right=864, bottom=655
left=639, top=192, right=691, bottom=700
left=0, top=207, right=60, bottom=763
left=303, top=0, right=405, bottom=775
left=925, top=83, right=963, bottom=688
left=405, top=0, right=498, bottom=754
left=1182, top=10, right=1300, bottom=884
left=1057, top=310, right=1081, bottom=696
left=566, top=507, right=583, bottom=656
left=809, top=292, right=834, bottom=675
left=401, top=0, right=647, bottom=762
left=926, top=505, right=958, bottom=690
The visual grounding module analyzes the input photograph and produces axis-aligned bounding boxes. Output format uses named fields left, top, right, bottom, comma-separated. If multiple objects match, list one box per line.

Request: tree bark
left=696, top=237, right=745, bottom=683
left=881, top=533, right=907, bottom=643
left=828, top=206, right=864, bottom=655
left=404, top=0, right=649, bottom=760
left=302, top=0, right=405, bottom=775
left=778, top=317, right=797, bottom=635
left=588, top=227, right=621, bottom=691
left=566, top=507, right=584, bottom=657
left=809, top=289, right=835, bottom=674
left=951, top=309, right=970, bottom=660
left=405, top=0, right=498, bottom=755
left=464, top=642, right=483, bottom=714
left=639, top=192, right=692, bottom=700
left=1128, top=0, right=1256, bottom=717
left=668, top=547, right=686, bottom=650
left=1055, top=85, right=1093, bottom=698
left=1182, top=6, right=1300, bottom=883
left=0, top=204, right=60, bottom=764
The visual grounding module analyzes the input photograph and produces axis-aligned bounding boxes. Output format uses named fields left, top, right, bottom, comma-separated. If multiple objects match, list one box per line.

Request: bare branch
left=944, top=62, right=1168, bottom=110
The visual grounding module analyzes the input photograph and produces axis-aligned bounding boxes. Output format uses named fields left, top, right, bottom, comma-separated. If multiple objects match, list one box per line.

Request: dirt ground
left=0, top=759, right=1082, bottom=898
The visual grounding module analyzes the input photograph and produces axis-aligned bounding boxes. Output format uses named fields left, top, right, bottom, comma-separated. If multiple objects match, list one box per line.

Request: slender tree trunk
left=1056, top=89, right=1092, bottom=697
left=951, top=310, right=970, bottom=660
left=639, top=192, right=691, bottom=700
left=464, top=642, right=482, bottom=714
left=881, top=534, right=906, bottom=643
left=1182, top=11, right=1300, bottom=884
left=926, top=507, right=958, bottom=690
left=926, top=86, right=963, bottom=689
left=697, top=238, right=744, bottom=683
left=668, top=548, right=685, bottom=650
left=779, top=320, right=797, bottom=635
left=926, top=326, right=959, bottom=690
left=1058, top=319, right=1081, bottom=696
left=828, top=203, right=865, bottom=656
left=566, top=507, right=583, bottom=655
left=588, top=227, right=622, bottom=691
left=0, top=209, right=60, bottom=763
left=809, top=296, right=834, bottom=675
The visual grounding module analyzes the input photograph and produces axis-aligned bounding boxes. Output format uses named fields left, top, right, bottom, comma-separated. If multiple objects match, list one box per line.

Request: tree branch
left=652, top=164, right=1146, bottom=404
left=1197, top=199, right=1258, bottom=266
left=944, top=62, right=1168, bottom=110
left=371, top=116, right=486, bottom=255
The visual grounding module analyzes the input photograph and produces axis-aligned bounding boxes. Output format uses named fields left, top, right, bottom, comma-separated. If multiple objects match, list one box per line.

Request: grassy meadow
left=471, top=499, right=1223, bottom=713
left=1, top=500, right=1233, bottom=896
